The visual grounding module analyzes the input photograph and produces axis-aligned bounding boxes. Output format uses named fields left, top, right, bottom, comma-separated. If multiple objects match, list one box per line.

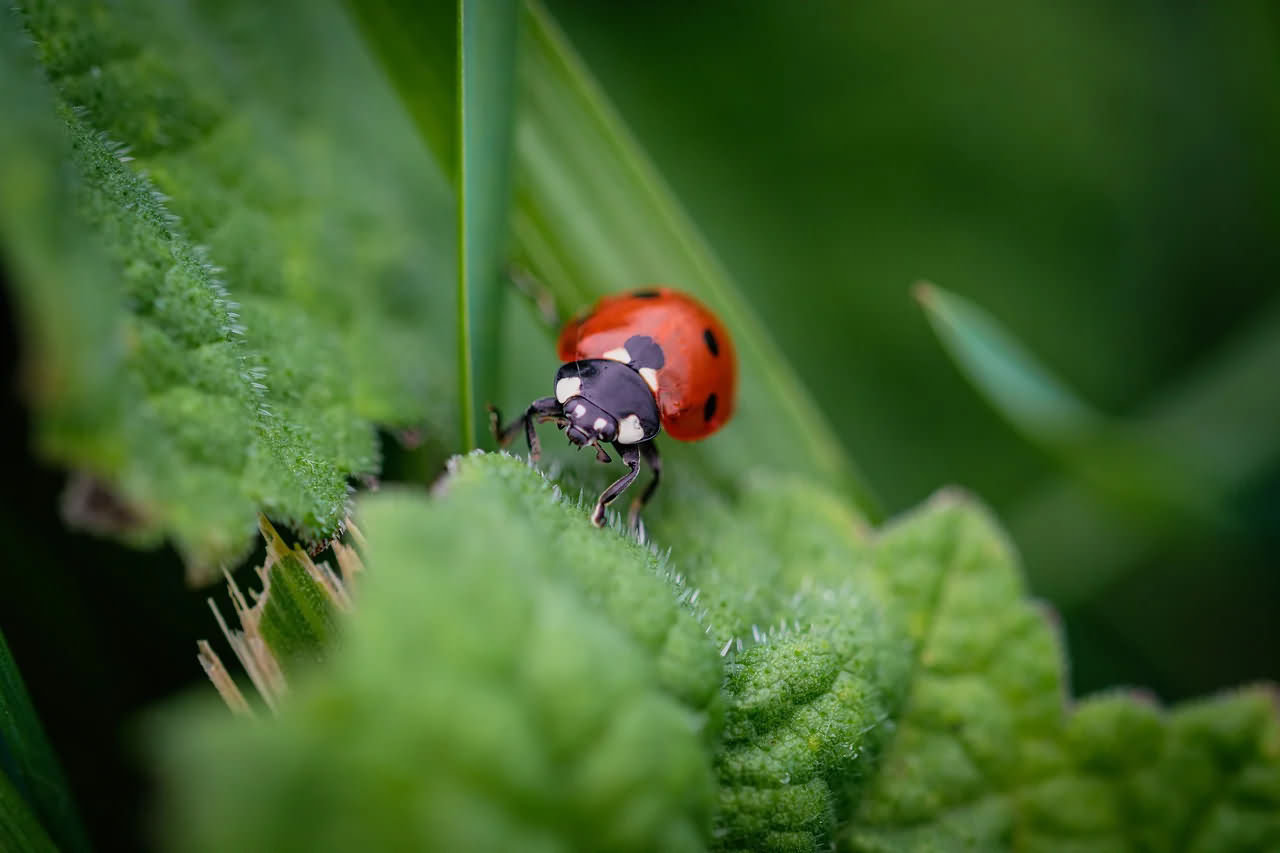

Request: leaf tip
left=911, top=280, right=938, bottom=308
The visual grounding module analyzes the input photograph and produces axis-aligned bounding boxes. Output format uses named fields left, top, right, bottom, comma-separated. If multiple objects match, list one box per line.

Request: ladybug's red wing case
left=558, top=288, right=736, bottom=441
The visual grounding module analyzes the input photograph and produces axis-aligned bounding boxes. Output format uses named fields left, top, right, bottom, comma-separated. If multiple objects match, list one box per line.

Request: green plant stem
left=456, top=0, right=518, bottom=451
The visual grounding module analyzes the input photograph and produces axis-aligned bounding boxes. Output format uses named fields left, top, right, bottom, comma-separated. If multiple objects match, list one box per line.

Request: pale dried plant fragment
left=197, top=515, right=362, bottom=714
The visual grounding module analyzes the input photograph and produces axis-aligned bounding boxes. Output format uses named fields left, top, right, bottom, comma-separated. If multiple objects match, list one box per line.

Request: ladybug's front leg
left=627, top=441, right=661, bottom=530
left=590, top=443, right=641, bottom=528
left=489, top=397, right=561, bottom=461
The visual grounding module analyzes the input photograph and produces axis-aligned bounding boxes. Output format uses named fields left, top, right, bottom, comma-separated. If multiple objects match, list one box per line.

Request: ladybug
left=490, top=287, right=736, bottom=527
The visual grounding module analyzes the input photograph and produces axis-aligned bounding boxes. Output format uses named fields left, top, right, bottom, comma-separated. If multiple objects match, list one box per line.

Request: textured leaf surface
left=163, top=456, right=1280, bottom=852
left=157, top=454, right=724, bottom=852
left=652, top=476, right=909, bottom=850
left=846, top=497, right=1280, bottom=853
left=5, top=0, right=455, bottom=569
left=255, top=529, right=342, bottom=674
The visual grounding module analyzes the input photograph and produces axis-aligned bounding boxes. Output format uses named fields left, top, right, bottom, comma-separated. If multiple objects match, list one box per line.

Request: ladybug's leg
left=489, top=397, right=561, bottom=461
left=627, top=441, right=661, bottom=529
left=590, top=443, right=641, bottom=528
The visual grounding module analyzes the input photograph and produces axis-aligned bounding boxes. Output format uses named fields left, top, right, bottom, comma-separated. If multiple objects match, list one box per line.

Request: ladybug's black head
left=561, top=396, right=617, bottom=447
left=553, top=359, right=661, bottom=448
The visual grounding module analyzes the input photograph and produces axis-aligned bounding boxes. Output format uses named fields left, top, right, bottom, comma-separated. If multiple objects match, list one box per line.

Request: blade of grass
left=458, top=0, right=519, bottom=450
left=918, top=281, right=1280, bottom=610
left=917, top=281, right=1232, bottom=521
left=0, top=771, right=58, bottom=853
left=346, top=0, right=881, bottom=517
left=343, top=1, right=456, bottom=178
left=1011, top=297, right=1280, bottom=604
left=915, top=282, right=1103, bottom=443
left=0, top=628, right=90, bottom=853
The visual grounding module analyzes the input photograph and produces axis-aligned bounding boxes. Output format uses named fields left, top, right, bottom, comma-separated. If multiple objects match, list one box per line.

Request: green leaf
left=347, top=0, right=882, bottom=520
left=662, top=477, right=908, bottom=849
left=342, top=0, right=456, bottom=178
left=159, top=456, right=1280, bottom=852
left=846, top=497, right=1280, bottom=852
left=0, top=771, right=58, bottom=853
left=201, top=516, right=351, bottom=713
left=1011, top=300, right=1280, bottom=604
left=4, top=0, right=456, bottom=574
left=458, top=0, right=519, bottom=449
left=0, top=629, right=89, bottom=853
left=156, top=454, right=724, bottom=852
left=0, top=7, right=131, bottom=501
left=915, top=282, right=1103, bottom=444
left=915, top=282, right=1237, bottom=507
left=917, top=283, right=1235, bottom=587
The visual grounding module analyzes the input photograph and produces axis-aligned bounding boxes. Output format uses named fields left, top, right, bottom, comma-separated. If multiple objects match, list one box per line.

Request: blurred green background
left=1, top=0, right=1277, bottom=848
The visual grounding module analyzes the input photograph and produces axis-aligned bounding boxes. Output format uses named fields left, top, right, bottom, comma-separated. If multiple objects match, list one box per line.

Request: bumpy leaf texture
left=3, top=0, right=455, bottom=571
left=157, top=454, right=724, bottom=852
left=847, top=497, right=1280, bottom=853
left=157, top=455, right=1280, bottom=852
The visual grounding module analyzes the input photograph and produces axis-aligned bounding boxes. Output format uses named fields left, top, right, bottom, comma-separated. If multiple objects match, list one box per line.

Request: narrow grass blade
left=1145, top=298, right=1280, bottom=485
left=0, top=771, right=58, bottom=853
left=0, top=629, right=90, bottom=853
left=918, top=282, right=1229, bottom=493
left=458, top=0, right=519, bottom=450
left=343, top=0, right=457, bottom=179
left=1012, top=298, right=1280, bottom=604
left=915, top=282, right=1103, bottom=444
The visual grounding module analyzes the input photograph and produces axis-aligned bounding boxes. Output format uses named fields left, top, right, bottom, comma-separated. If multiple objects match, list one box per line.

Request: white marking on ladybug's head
left=555, top=376, right=581, bottom=403
left=617, top=413, right=645, bottom=444
left=602, top=346, right=631, bottom=364
left=593, top=417, right=607, bottom=431
left=638, top=367, right=659, bottom=393
left=573, top=403, right=587, bottom=418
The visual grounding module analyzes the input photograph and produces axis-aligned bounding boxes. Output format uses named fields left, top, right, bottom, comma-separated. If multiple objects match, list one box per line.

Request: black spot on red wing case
left=630, top=289, right=661, bottom=299
left=623, top=335, right=665, bottom=369
left=703, top=328, right=719, bottom=357
left=703, top=392, right=718, bottom=421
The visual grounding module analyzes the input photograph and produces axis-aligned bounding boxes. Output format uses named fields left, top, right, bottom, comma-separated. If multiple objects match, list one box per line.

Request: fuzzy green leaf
left=157, top=453, right=724, bottom=852
left=846, top=498, right=1280, bottom=853
left=160, top=455, right=1280, bottom=852
left=4, top=0, right=456, bottom=572
left=666, top=479, right=908, bottom=850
